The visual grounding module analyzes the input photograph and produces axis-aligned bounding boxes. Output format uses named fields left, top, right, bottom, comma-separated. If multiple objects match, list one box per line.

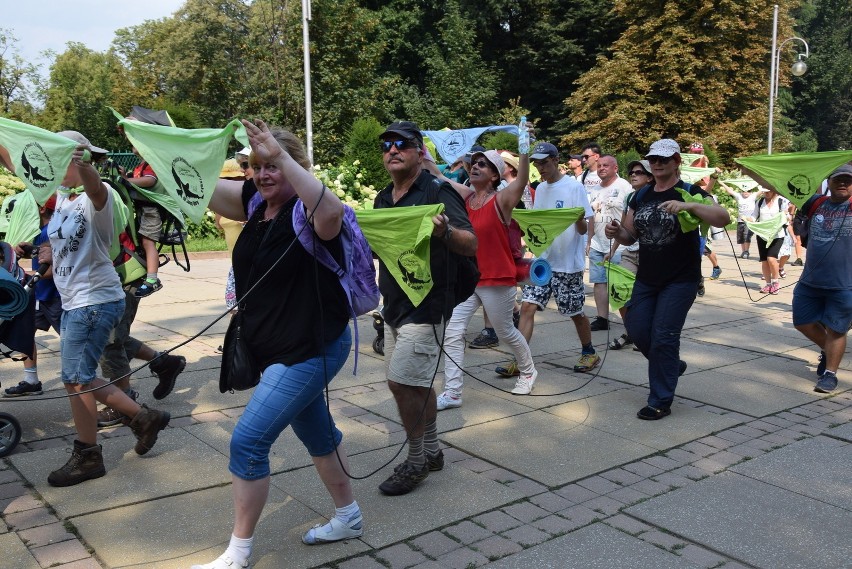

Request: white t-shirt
left=49, top=186, right=124, bottom=310
left=588, top=177, right=632, bottom=253
left=577, top=169, right=601, bottom=199
left=752, top=195, right=788, bottom=241
left=733, top=192, right=757, bottom=222
left=534, top=175, right=593, bottom=274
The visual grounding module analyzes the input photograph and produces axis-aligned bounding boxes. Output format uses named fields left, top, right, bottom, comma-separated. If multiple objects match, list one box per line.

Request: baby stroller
left=0, top=242, right=43, bottom=457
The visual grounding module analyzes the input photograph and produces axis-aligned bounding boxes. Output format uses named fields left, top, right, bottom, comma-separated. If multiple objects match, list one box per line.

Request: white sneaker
left=511, top=369, right=537, bottom=395
left=302, top=514, right=363, bottom=544
left=436, top=391, right=462, bottom=411
left=191, top=553, right=250, bottom=569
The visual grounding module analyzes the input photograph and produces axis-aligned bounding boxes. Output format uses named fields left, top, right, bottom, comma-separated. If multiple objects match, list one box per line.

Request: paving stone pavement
left=1, top=242, right=850, bottom=568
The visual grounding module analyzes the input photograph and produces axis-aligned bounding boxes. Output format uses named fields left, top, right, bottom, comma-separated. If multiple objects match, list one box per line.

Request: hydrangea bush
left=313, top=160, right=377, bottom=210
left=0, top=166, right=25, bottom=198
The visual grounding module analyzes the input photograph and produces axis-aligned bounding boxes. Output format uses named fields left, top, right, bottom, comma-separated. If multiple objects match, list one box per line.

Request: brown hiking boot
left=48, top=440, right=106, bottom=487
left=129, top=404, right=170, bottom=455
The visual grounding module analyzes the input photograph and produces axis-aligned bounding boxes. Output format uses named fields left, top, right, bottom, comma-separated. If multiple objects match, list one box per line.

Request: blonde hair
left=270, top=128, right=311, bottom=170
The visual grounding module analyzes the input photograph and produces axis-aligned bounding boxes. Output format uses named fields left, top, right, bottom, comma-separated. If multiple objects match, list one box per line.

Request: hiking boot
left=129, top=404, right=170, bottom=455
left=302, top=514, right=363, bottom=545
left=817, top=350, right=827, bottom=377
left=97, top=389, right=137, bottom=428
left=150, top=354, right=186, bottom=400
left=495, top=360, right=520, bottom=377
left=426, top=449, right=444, bottom=471
left=135, top=278, right=163, bottom=298
left=436, top=391, right=462, bottom=411
left=3, top=381, right=43, bottom=397
left=574, top=353, right=601, bottom=373
left=511, top=370, right=537, bottom=395
left=590, top=316, right=609, bottom=331
left=814, top=372, right=838, bottom=394
left=469, top=328, right=498, bottom=349
left=378, top=461, right=429, bottom=496
left=792, top=257, right=803, bottom=266
left=710, top=267, right=722, bottom=280
left=48, top=440, right=106, bottom=487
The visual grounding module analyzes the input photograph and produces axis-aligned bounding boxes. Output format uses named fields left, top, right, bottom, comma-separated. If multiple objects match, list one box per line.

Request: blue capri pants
left=229, top=327, right=352, bottom=480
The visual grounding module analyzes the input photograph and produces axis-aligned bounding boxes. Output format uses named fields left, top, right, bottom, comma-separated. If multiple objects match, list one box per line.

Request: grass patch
left=183, top=237, right=228, bottom=252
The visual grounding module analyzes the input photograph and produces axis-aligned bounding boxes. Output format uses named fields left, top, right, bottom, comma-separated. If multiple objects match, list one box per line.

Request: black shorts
left=35, top=297, right=62, bottom=333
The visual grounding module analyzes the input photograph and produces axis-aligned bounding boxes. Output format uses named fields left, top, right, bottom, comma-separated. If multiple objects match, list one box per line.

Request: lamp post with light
left=767, top=4, right=809, bottom=154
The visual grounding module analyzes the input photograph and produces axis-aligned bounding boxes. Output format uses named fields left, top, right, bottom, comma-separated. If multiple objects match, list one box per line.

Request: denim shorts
left=60, top=299, right=126, bottom=385
left=793, top=283, right=852, bottom=334
left=589, top=248, right=622, bottom=283
left=229, top=327, right=352, bottom=480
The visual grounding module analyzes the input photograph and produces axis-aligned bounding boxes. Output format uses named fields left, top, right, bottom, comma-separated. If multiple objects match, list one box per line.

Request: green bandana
left=680, top=165, right=715, bottom=184
left=510, top=208, right=585, bottom=256
left=735, top=150, right=852, bottom=208
left=112, top=108, right=242, bottom=223
left=4, top=190, right=40, bottom=247
left=673, top=188, right=714, bottom=237
left=355, top=204, right=444, bottom=307
left=745, top=211, right=785, bottom=243
left=724, top=178, right=760, bottom=192
left=601, top=261, right=636, bottom=310
left=109, top=188, right=131, bottom=260
left=0, top=117, right=77, bottom=206
left=58, top=185, right=85, bottom=195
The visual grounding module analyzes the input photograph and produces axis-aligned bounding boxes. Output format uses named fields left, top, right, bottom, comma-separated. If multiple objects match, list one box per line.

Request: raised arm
left=496, top=153, right=529, bottom=221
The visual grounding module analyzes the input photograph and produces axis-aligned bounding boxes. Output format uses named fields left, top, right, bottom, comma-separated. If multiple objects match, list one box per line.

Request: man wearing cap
left=374, top=121, right=477, bottom=495
left=587, top=154, right=631, bottom=331
left=496, top=141, right=598, bottom=376
left=605, top=139, right=730, bottom=420
left=793, top=164, right=852, bottom=394
left=567, top=155, right=584, bottom=178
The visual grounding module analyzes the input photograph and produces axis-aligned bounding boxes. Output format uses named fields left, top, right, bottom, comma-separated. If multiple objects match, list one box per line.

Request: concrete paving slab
left=270, top=447, right=525, bottom=549
left=73, top=482, right=369, bottom=569
left=829, top=423, right=852, bottom=442
left=730, top=436, right=852, bottom=511
left=544, top=388, right=746, bottom=450
left=693, top=322, right=812, bottom=355
left=11, top=428, right=230, bottom=519
left=713, top=353, right=827, bottom=394
left=626, top=471, right=852, bottom=569
left=673, top=369, right=815, bottom=416
left=0, top=532, right=41, bottom=569
left=486, top=523, right=701, bottom=569
left=441, top=411, right=657, bottom=487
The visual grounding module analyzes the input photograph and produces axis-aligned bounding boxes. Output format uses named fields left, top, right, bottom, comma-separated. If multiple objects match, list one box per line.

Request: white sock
left=334, top=500, right=361, bottom=524
left=23, top=367, right=39, bottom=385
left=223, top=534, right=253, bottom=564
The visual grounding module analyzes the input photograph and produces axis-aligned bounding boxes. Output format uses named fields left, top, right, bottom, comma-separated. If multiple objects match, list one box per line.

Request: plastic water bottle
left=518, top=116, right=529, bottom=155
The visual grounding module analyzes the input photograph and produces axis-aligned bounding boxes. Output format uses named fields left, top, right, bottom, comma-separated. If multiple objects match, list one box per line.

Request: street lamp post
left=767, top=4, right=810, bottom=154
left=302, top=0, right=314, bottom=164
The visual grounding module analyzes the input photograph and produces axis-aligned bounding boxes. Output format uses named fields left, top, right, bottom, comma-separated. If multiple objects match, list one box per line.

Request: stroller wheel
left=0, top=412, right=22, bottom=458
left=372, top=336, right=384, bottom=356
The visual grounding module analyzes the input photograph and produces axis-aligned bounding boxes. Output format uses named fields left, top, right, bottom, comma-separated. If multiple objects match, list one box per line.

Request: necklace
left=469, top=191, right=495, bottom=210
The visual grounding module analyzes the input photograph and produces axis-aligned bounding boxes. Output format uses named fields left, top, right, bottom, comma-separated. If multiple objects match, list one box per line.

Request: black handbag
left=218, top=205, right=283, bottom=393
left=218, top=311, right=260, bottom=392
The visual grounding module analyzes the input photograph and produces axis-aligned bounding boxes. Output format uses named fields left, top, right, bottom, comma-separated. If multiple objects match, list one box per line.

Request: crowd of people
left=1, top=116, right=849, bottom=569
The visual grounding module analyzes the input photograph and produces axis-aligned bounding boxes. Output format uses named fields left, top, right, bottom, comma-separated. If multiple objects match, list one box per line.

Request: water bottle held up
left=518, top=116, right=529, bottom=155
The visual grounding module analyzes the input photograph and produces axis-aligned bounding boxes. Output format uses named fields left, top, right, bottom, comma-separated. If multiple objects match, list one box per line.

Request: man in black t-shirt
left=374, top=121, right=477, bottom=496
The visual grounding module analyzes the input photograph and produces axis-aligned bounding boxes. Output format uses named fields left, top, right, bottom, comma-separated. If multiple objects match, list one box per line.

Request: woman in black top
left=605, top=139, right=730, bottom=421
left=195, top=120, right=361, bottom=569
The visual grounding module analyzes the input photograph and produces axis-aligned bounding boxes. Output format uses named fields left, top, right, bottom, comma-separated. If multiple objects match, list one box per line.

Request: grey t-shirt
left=801, top=198, right=852, bottom=290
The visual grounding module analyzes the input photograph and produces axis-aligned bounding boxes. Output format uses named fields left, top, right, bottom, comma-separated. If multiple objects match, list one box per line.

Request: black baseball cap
left=379, top=121, right=424, bottom=145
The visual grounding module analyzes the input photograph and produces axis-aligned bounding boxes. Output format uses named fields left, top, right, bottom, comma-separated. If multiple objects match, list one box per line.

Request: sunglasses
left=647, top=156, right=673, bottom=164
left=380, top=139, right=417, bottom=153
left=472, top=159, right=493, bottom=169
left=240, top=161, right=249, bottom=170
left=629, top=169, right=649, bottom=176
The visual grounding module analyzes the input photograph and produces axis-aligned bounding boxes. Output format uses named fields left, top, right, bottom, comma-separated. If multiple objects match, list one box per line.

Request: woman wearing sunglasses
left=605, top=139, right=730, bottom=420
left=432, top=135, right=539, bottom=407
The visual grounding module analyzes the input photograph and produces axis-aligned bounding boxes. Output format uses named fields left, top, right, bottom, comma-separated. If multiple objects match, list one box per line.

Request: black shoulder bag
left=219, top=207, right=283, bottom=393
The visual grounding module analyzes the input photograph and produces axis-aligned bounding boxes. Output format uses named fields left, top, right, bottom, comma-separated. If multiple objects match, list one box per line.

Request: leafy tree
left=0, top=29, right=41, bottom=117
left=790, top=0, right=852, bottom=150
left=344, top=117, right=388, bottom=191
left=560, top=0, right=799, bottom=163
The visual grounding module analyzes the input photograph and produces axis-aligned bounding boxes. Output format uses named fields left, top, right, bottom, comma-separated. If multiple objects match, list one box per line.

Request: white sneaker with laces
left=511, top=369, right=537, bottom=395
left=302, top=514, right=363, bottom=544
left=191, top=553, right=249, bottom=569
left=436, top=391, right=462, bottom=411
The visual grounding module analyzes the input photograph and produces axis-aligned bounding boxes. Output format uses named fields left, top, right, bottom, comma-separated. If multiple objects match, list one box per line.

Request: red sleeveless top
left=467, top=194, right=516, bottom=286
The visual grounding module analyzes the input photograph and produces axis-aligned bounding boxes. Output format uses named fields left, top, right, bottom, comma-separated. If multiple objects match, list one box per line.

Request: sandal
left=637, top=405, right=671, bottom=420
left=609, top=334, right=632, bottom=350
